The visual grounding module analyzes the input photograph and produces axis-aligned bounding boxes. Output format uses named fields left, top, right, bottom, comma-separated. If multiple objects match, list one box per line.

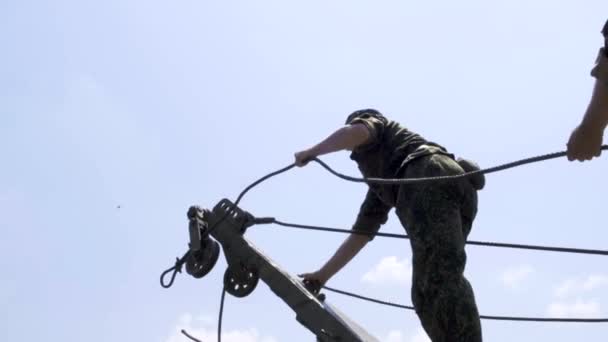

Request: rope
left=311, top=146, right=608, bottom=185
left=258, top=219, right=608, bottom=256
left=208, top=163, right=296, bottom=235
left=181, top=329, right=202, bottom=342
left=218, top=287, right=226, bottom=342
left=323, top=286, right=608, bottom=323
left=176, top=288, right=227, bottom=342
left=160, top=251, right=190, bottom=289
left=323, top=286, right=415, bottom=310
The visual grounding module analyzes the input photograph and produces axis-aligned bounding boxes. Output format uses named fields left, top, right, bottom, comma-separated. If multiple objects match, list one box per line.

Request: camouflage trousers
left=395, top=153, right=483, bottom=342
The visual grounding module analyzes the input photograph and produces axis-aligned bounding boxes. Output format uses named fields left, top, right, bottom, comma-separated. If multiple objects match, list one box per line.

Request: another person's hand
left=567, top=122, right=604, bottom=161
left=294, top=148, right=318, bottom=167
left=298, top=269, right=330, bottom=294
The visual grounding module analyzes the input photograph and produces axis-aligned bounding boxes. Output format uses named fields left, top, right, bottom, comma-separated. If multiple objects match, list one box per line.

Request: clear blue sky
left=1, top=1, right=607, bottom=341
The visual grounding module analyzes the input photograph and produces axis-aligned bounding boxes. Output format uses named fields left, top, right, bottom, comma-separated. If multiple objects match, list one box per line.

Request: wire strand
left=263, top=219, right=608, bottom=256
left=218, top=287, right=226, bottom=342
left=323, top=286, right=608, bottom=323
left=181, top=329, right=202, bottom=342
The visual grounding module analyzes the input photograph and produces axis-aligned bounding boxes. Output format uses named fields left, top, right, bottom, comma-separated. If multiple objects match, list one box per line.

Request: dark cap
left=345, top=108, right=385, bottom=125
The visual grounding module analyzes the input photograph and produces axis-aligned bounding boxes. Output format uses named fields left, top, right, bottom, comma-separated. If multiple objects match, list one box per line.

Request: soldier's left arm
left=294, top=123, right=371, bottom=166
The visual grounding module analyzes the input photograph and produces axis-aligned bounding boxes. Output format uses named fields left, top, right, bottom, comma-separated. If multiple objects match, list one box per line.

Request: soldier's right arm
left=567, top=19, right=608, bottom=161
left=351, top=188, right=391, bottom=240
left=299, top=189, right=391, bottom=287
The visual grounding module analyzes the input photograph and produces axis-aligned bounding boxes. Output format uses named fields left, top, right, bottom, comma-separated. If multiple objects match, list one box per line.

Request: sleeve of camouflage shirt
left=348, top=114, right=385, bottom=149
left=591, top=18, right=608, bottom=83
left=352, top=188, right=391, bottom=240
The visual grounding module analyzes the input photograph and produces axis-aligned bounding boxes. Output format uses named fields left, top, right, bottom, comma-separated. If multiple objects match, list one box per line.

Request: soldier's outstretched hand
left=298, top=270, right=329, bottom=294
left=294, top=148, right=318, bottom=167
left=567, top=123, right=604, bottom=161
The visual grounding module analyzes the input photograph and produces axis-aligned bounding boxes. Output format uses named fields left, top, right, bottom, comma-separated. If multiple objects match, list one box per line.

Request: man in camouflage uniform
left=296, top=110, right=485, bottom=342
left=567, top=19, right=608, bottom=161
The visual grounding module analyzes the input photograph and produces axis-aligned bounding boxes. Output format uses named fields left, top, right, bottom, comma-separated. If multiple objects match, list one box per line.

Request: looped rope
left=160, top=251, right=190, bottom=289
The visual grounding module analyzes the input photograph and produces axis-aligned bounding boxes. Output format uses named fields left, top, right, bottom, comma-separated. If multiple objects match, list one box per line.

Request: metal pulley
left=223, top=265, right=259, bottom=298
left=185, top=206, right=220, bottom=279
left=185, top=238, right=220, bottom=278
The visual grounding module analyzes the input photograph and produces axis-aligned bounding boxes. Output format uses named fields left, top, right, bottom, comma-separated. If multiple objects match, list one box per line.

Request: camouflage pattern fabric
left=395, top=153, right=482, bottom=342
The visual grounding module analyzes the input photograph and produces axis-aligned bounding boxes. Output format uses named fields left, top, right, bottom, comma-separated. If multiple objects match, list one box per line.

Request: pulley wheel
left=185, top=238, right=220, bottom=279
left=223, top=265, right=259, bottom=298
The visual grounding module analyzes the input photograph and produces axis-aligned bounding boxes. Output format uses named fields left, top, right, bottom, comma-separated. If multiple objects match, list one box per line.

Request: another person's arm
left=567, top=80, right=608, bottom=161
left=567, top=20, right=608, bottom=161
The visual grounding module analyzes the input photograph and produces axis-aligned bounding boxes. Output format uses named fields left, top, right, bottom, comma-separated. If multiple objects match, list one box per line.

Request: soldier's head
left=345, top=108, right=387, bottom=126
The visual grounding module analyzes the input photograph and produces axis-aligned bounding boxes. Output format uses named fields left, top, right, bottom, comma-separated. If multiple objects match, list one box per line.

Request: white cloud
left=362, top=256, right=411, bottom=286
left=583, top=275, right=608, bottom=291
left=385, top=330, right=404, bottom=342
left=410, top=328, right=431, bottom=342
left=383, top=328, right=430, bottom=342
left=554, top=279, right=578, bottom=298
left=554, top=275, right=608, bottom=298
left=500, top=265, right=534, bottom=289
left=546, top=300, right=601, bottom=318
left=166, top=313, right=277, bottom=342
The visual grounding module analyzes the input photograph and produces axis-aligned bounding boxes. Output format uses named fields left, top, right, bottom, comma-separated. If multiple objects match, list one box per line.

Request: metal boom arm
left=186, top=199, right=379, bottom=342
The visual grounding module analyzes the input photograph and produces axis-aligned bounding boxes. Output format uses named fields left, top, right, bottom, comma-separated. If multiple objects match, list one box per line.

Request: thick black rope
left=177, top=290, right=226, bottom=342
left=324, top=286, right=415, bottom=310
left=323, top=286, right=608, bottom=323
left=218, top=287, right=226, bottom=342
left=259, top=219, right=608, bottom=256
left=181, top=329, right=202, bottom=342
left=207, top=163, right=296, bottom=236
left=311, top=146, right=608, bottom=185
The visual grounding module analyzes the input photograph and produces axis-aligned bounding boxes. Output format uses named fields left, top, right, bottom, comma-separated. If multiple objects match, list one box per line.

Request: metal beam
left=204, top=199, right=379, bottom=342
